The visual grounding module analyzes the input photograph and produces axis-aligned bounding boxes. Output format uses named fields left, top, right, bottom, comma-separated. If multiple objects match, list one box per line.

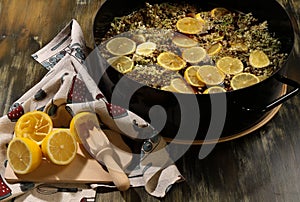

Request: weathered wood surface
left=0, top=0, right=299, bottom=201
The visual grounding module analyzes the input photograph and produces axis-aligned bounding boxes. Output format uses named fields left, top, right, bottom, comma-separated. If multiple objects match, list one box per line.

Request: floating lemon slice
left=135, top=42, right=156, bottom=56
left=161, top=85, right=177, bottom=92
left=257, top=75, right=268, bottom=82
left=203, top=86, right=226, bottom=94
left=195, top=13, right=206, bottom=23
left=216, top=56, right=244, bottom=75
left=207, top=42, right=222, bottom=56
left=42, top=129, right=77, bottom=165
left=14, top=111, right=53, bottom=145
left=176, top=17, right=204, bottom=34
left=211, top=7, right=230, bottom=19
left=107, top=56, right=134, bottom=73
left=196, top=65, right=225, bottom=86
left=184, top=66, right=205, bottom=87
left=249, top=50, right=270, bottom=68
left=170, top=78, right=194, bottom=94
left=172, top=36, right=198, bottom=48
left=7, top=137, right=42, bottom=174
left=182, top=47, right=207, bottom=64
left=230, top=73, right=260, bottom=90
left=106, top=37, right=136, bottom=56
left=157, top=52, right=186, bottom=71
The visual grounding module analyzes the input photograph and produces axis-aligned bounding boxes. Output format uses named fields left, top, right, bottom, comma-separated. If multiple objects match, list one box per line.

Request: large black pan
left=92, top=0, right=300, bottom=141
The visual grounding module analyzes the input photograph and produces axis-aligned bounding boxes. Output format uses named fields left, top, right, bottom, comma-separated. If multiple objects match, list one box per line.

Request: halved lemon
left=182, top=47, right=207, bottom=64
left=176, top=17, right=204, bottom=34
left=207, top=42, right=222, bottom=56
left=196, top=65, right=225, bottom=86
left=135, top=42, right=156, bottom=56
left=172, top=36, right=198, bottom=48
left=170, top=78, right=194, bottom=94
left=203, top=86, right=226, bottom=94
left=41, top=129, right=77, bottom=165
left=184, top=66, right=205, bottom=87
left=7, top=137, right=42, bottom=174
left=70, top=112, right=100, bottom=144
left=216, top=56, right=244, bottom=75
left=230, top=73, right=260, bottom=90
left=107, top=56, right=134, bottom=73
left=14, top=111, right=53, bottom=145
left=106, top=37, right=136, bottom=56
left=249, top=50, right=270, bottom=68
left=157, top=52, right=186, bottom=71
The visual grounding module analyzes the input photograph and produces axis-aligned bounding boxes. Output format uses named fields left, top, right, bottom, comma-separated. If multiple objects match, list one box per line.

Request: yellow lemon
left=135, top=42, right=156, bottom=56
left=176, top=17, right=204, bottom=34
left=70, top=112, right=100, bottom=144
left=106, top=37, right=136, bottom=56
left=107, top=56, right=134, bottom=74
left=184, top=66, right=205, bottom=87
left=170, top=78, right=194, bottom=94
left=7, top=137, right=42, bottom=174
left=14, top=111, right=53, bottom=145
left=216, top=56, right=244, bottom=75
left=203, top=86, right=226, bottom=94
left=157, top=52, right=186, bottom=71
left=41, top=129, right=77, bottom=165
left=161, top=85, right=177, bottom=92
left=207, top=42, right=222, bottom=56
left=172, top=36, right=198, bottom=48
left=230, top=73, right=260, bottom=90
left=249, top=50, right=270, bottom=68
left=196, top=65, right=225, bottom=86
left=211, top=7, right=230, bottom=19
left=182, top=47, right=207, bottom=64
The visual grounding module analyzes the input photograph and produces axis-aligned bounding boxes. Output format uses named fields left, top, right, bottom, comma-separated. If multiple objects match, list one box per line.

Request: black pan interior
left=93, top=0, right=294, bottom=55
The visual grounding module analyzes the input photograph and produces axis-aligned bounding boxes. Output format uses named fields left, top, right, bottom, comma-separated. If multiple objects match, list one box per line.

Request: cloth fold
left=0, top=19, right=183, bottom=201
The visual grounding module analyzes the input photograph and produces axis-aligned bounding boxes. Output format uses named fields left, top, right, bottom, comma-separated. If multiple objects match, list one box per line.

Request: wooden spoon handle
left=97, top=148, right=130, bottom=191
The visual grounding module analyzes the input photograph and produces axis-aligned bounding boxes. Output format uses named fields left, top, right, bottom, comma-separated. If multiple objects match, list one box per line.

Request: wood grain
left=0, top=0, right=299, bottom=201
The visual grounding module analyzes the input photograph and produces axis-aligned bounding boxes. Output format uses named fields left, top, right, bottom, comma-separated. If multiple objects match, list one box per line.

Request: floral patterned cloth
left=0, top=20, right=182, bottom=201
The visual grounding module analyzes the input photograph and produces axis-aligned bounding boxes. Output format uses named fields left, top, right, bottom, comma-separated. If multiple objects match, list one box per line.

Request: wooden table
left=0, top=0, right=299, bottom=201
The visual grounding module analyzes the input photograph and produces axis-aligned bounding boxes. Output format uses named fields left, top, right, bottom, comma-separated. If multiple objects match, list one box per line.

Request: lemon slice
left=196, top=65, right=225, bottom=86
left=107, top=56, right=134, bottom=73
left=211, top=7, right=230, bottom=18
left=249, top=50, right=270, bottom=68
left=203, top=86, right=226, bottom=94
left=176, top=17, right=204, bottom=34
left=230, top=73, right=260, bottom=90
left=7, top=137, right=42, bottom=174
left=182, top=47, right=207, bottom=64
left=184, top=66, right=205, bottom=87
left=106, top=37, right=136, bottom=56
left=172, top=36, right=198, bottom=48
left=161, top=85, right=177, bottom=92
left=170, top=78, right=194, bottom=94
left=216, top=56, right=244, bottom=75
left=157, top=52, right=186, bottom=71
left=195, top=13, right=206, bottom=23
left=42, top=129, right=77, bottom=165
left=14, top=111, right=53, bottom=145
left=258, top=75, right=268, bottom=82
left=135, top=42, right=156, bottom=56
left=207, top=42, right=222, bottom=56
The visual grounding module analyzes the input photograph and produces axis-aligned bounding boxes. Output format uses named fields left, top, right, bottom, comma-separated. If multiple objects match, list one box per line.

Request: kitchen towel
left=0, top=19, right=183, bottom=201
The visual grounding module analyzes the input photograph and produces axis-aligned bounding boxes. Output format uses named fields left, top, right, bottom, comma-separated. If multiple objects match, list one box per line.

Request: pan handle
left=242, top=75, right=300, bottom=113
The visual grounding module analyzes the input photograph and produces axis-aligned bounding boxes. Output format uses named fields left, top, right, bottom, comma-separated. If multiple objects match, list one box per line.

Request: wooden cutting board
left=4, top=144, right=113, bottom=184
